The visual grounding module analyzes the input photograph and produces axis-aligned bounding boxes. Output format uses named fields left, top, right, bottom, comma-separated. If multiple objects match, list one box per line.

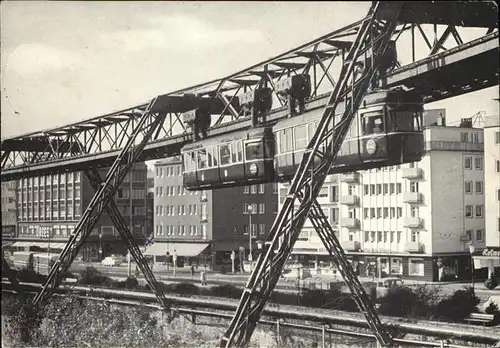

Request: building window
left=497, top=189, right=500, bottom=202
left=465, top=229, right=472, bottom=241
left=370, top=208, right=375, bottom=219
left=465, top=205, right=473, bottom=218
left=243, top=186, right=249, bottom=194
left=364, top=231, right=369, bottom=242
left=476, top=229, right=484, bottom=242
left=496, top=131, right=500, bottom=144
left=330, top=186, right=339, bottom=202
left=377, top=208, right=382, bottom=219
left=258, top=184, right=265, bottom=194
left=364, top=185, right=369, bottom=196
left=259, top=224, right=265, bottom=235
left=464, top=181, right=473, bottom=194
left=390, top=257, right=403, bottom=275
left=408, top=258, right=424, bottom=276
left=475, top=205, right=483, bottom=218
left=411, top=231, right=419, bottom=242
left=376, top=184, right=382, bottom=195
left=497, top=160, right=500, bottom=173
left=474, top=157, right=483, bottom=170
left=396, top=183, right=402, bottom=194
left=330, top=207, right=339, bottom=224
left=258, top=203, right=265, bottom=214
left=409, top=182, right=419, bottom=193
left=364, top=208, right=369, bottom=219
left=370, top=185, right=375, bottom=195
left=383, top=184, right=389, bottom=195
left=251, top=185, right=257, bottom=194
left=475, top=181, right=483, bottom=194
left=464, top=156, right=472, bottom=170
left=397, top=207, right=402, bottom=218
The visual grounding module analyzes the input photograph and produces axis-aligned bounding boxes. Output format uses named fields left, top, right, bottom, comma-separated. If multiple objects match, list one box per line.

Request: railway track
left=2, top=280, right=499, bottom=347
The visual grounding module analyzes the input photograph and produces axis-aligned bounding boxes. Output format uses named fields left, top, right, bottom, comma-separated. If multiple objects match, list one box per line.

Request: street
left=66, top=261, right=499, bottom=302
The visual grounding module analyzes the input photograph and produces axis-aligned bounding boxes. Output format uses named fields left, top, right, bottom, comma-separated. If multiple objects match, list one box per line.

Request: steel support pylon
left=32, top=97, right=169, bottom=310
left=84, top=168, right=171, bottom=311
left=221, top=2, right=402, bottom=347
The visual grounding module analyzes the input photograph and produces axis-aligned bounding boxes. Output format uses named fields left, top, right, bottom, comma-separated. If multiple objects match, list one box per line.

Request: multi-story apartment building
left=1, top=181, right=18, bottom=242
left=147, top=156, right=278, bottom=269
left=473, top=115, right=500, bottom=278
left=280, top=111, right=486, bottom=281
left=11, top=163, right=148, bottom=260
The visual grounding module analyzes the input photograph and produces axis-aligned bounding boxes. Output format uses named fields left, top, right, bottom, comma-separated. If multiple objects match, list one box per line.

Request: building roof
left=484, top=115, right=500, bottom=128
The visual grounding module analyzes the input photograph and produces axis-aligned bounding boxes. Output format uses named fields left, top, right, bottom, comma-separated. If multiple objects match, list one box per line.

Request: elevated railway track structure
left=1, top=1, right=498, bottom=347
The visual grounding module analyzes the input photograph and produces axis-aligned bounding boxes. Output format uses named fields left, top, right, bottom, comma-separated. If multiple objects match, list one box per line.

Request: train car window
left=231, top=142, right=238, bottom=163
left=207, top=147, right=213, bottom=167
left=197, top=149, right=207, bottom=169
left=245, top=141, right=264, bottom=160
left=307, top=123, right=317, bottom=143
left=294, top=125, right=308, bottom=150
left=413, top=112, right=423, bottom=131
left=279, top=130, right=287, bottom=153
left=285, top=128, right=293, bottom=152
left=361, top=111, right=384, bottom=135
left=391, top=110, right=421, bottom=132
left=236, top=141, right=243, bottom=162
left=219, top=144, right=231, bottom=165
left=182, top=153, right=189, bottom=172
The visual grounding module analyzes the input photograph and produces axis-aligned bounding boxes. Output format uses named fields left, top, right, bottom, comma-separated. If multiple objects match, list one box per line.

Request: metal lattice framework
left=221, top=2, right=403, bottom=346
left=31, top=98, right=173, bottom=312
left=1, top=1, right=498, bottom=180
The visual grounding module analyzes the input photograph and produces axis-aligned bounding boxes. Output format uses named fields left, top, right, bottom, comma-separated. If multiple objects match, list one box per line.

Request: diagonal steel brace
left=84, top=168, right=172, bottom=312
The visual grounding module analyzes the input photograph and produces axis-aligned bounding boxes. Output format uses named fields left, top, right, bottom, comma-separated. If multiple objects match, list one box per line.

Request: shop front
left=473, top=247, right=500, bottom=279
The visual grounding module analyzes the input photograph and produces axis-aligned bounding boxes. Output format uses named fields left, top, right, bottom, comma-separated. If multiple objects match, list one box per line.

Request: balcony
left=401, top=167, right=423, bottom=179
left=342, top=240, right=360, bottom=251
left=341, top=218, right=360, bottom=229
left=341, top=195, right=359, bottom=205
left=403, top=217, right=423, bottom=228
left=341, top=172, right=359, bottom=183
left=405, top=242, right=424, bottom=253
left=402, top=192, right=422, bottom=204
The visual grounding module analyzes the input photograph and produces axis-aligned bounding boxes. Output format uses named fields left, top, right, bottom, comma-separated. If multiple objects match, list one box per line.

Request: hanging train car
left=273, top=87, right=424, bottom=181
left=182, top=126, right=275, bottom=190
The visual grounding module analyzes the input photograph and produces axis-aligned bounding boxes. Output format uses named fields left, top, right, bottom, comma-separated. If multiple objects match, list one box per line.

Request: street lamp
left=247, top=204, right=253, bottom=272
left=469, top=244, right=475, bottom=292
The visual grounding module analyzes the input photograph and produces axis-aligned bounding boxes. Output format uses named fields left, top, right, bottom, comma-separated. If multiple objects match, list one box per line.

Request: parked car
left=111, top=254, right=127, bottom=263
left=101, top=256, right=122, bottom=267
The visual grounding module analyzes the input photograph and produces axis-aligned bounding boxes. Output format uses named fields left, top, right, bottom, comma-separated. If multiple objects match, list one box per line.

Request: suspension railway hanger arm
left=221, top=1, right=403, bottom=347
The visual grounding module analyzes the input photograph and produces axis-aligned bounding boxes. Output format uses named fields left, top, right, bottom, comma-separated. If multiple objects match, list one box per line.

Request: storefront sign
left=482, top=248, right=500, bottom=257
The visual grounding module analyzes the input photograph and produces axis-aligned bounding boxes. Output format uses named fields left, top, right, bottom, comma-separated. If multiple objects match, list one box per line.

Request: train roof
left=181, top=126, right=272, bottom=151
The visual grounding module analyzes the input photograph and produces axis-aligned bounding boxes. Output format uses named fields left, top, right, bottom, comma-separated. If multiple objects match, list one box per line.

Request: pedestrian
left=200, top=270, right=207, bottom=286
left=190, top=265, right=195, bottom=278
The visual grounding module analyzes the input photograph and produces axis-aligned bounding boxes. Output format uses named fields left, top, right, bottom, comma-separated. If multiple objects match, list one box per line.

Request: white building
left=281, top=110, right=486, bottom=281
left=473, top=115, right=500, bottom=278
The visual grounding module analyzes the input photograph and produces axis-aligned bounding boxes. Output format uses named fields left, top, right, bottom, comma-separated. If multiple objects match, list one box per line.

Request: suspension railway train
left=181, top=88, right=424, bottom=190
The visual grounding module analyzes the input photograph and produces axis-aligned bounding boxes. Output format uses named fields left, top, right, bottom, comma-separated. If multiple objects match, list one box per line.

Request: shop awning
left=144, top=242, right=209, bottom=257
left=11, top=241, right=67, bottom=249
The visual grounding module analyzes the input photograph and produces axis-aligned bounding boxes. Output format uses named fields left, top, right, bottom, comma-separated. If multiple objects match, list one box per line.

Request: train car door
left=182, top=150, right=199, bottom=189
left=218, top=141, right=243, bottom=185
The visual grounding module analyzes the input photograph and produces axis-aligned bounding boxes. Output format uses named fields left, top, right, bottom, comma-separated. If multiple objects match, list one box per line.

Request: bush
left=78, top=266, right=114, bottom=286
left=170, top=282, right=200, bottom=296
left=209, top=284, right=243, bottom=299
left=435, top=287, right=480, bottom=322
left=17, top=268, right=47, bottom=283
left=484, top=274, right=498, bottom=289
left=377, top=286, right=435, bottom=319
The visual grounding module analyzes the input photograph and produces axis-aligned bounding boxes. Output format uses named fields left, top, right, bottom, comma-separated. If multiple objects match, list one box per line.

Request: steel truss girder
left=32, top=97, right=166, bottom=308
left=84, top=168, right=172, bottom=311
left=221, top=2, right=402, bottom=347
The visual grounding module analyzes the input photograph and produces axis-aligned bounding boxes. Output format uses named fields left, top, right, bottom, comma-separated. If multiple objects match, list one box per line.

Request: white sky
left=1, top=1, right=498, bottom=139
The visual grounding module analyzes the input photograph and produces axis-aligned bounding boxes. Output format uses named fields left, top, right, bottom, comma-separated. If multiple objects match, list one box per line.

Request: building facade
left=281, top=116, right=486, bottom=281
left=473, top=115, right=500, bottom=278
left=12, top=163, right=148, bottom=260
left=2, top=181, right=18, bottom=242
left=148, top=156, right=278, bottom=270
